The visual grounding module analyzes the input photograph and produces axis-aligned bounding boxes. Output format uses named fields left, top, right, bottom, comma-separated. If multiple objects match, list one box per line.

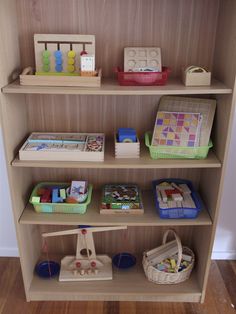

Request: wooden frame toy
left=42, top=226, right=127, bottom=282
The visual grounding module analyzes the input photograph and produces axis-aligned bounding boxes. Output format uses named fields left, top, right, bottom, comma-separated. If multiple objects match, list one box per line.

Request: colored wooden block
left=41, top=189, right=51, bottom=203
left=117, top=128, right=137, bottom=143
left=60, top=189, right=66, bottom=200
left=32, top=196, right=40, bottom=203
left=52, top=189, right=63, bottom=203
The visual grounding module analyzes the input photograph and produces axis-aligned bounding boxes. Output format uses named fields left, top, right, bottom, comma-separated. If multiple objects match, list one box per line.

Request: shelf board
left=29, top=259, right=201, bottom=302
left=12, top=141, right=221, bottom=169
left=19, top=190, right=212, bottom=226
left=2, top=78, right=232, bottom=95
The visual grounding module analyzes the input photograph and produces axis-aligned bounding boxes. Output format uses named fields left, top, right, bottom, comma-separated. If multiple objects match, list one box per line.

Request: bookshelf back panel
left=16, top=0, right=219, bottom=78
left=38, top=225, right=194, bottom=256
left=26, top=94, right=160, bottom=136
left=29, top=168, right=201, bottom=190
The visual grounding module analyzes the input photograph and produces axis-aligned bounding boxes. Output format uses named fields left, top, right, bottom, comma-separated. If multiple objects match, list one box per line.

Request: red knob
left=76, top=261, right=81, bottom=268
left=91, top=261, right=96, bottom=268
left=81, top=229, right=87, bottom=235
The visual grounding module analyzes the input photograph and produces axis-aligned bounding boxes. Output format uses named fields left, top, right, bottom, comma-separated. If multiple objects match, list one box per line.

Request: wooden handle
left=162, top=229, right=182, bottom=272
left=21, top=67, right=33, bottom=75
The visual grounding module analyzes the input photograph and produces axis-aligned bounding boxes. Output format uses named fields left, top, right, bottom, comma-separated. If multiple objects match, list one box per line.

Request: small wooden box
left=182, top=68, right=211, bottom=86
left=115, top=135, right=140, bottom=158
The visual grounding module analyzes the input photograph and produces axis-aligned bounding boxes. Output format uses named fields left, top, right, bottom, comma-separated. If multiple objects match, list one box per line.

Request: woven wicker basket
left=143, top=229, right=195, bottom=284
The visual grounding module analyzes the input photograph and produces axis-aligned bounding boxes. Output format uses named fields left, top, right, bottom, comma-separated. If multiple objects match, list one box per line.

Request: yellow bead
left=68, top=58, right=75, bottom=65
left=68, top=50, right=76, bottom=58
left=67, top=65, right=75, bottom=73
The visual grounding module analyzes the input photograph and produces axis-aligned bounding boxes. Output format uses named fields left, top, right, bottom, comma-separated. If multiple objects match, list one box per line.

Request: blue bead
left=55, top=58, right=63, bottom=65
left=54, top=50, right=62, bottom=58
left=55, top=64, right=63, bottom=72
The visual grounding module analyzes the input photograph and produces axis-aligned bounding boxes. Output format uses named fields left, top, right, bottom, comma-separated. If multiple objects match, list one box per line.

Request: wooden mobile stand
left=42, top=225, right=127, bottom=282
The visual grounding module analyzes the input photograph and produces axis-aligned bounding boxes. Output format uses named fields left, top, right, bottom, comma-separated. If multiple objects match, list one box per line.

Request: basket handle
left=21, top=67, right=33, bottom=75
left=162, top=229, right=182, bottom=272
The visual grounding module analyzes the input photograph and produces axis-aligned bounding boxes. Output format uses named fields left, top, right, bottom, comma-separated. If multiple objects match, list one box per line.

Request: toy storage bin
left=143, top=229, right=195, bottom=284
left=153, top=179, right=202, bottom=219
left=145, top=132, right=213, bottom=159
left=115, top=67, right=170, bottom=86
left=30, top=182, right=93, bottom=214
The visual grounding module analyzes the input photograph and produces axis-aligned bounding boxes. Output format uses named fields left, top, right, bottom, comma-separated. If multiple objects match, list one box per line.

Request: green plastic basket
left=145, top=132, right=213, bottom=159
left=30, top=182, right=93, bottom=214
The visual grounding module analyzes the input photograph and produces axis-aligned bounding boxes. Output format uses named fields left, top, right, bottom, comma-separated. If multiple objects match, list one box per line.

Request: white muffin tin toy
left=124, top=47, right=162, bottom=72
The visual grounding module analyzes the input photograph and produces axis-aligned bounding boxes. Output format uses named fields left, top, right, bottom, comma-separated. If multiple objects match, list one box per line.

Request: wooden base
left=59, top=255, right=112, bottom=282
left=20, top=68, right=102, bottom=87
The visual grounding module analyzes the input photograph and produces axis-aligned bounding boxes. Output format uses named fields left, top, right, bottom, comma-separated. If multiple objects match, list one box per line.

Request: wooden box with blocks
left=115, top=135, right=140, bottom=158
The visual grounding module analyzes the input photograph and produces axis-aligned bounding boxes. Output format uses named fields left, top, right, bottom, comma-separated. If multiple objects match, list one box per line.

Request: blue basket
left=153, top=179, right=202, bottom=219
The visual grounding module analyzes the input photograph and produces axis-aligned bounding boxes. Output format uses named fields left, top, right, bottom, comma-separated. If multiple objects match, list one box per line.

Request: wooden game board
left=157, top=96, right=216, bottom=146
left=152, top=111, right=202, bottom=147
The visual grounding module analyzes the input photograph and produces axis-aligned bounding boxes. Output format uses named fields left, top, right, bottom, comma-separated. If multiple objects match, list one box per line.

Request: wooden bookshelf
left=0, top=0, right=236, bottom=304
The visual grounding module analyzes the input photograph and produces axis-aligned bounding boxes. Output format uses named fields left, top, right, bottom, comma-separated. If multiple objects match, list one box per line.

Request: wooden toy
left=115, top=128, right=140, bottom=159
left=100, top=184, right=144, bottom=214
left=59, top=189, right=66, bottom=200
left=153, top=179, right=202, bottom=219
left=158, top=96, right=216, bottom=146
left=179, top=184, right=191, bottom=194
left=115, top=135, right=140, bottom=159
left=182, top=66, right=211, bottom=86
left=41, top=189, right=51, bottom=203
left=117, top=128, right=137, bottom=143
left=34, top=34, right=95, bottom=75
left=31, top=196, right=40, bottom=203
left=70, top=181, right=87, bottom=196
left=20, top=66, right=102, bottom=87
left=19, top=34, right=102, bottom=87
left=124, top=47, right=162, bottom=72
left=42, top=225, right=127, bottom=281
left=19, top=132, right=105, bottom=162
left=145, top=239, right=179, bottom=265
left=151, top=111, right=202, bottom=148
left=52, top=189, right=63, bottom=203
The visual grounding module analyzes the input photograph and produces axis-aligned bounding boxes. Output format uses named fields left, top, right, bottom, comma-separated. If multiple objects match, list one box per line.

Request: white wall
left=212, top=106, right=236, bottom=260
left=0, top=116, right=235, bottom=258
left=0, top=127, right=18, bottom=256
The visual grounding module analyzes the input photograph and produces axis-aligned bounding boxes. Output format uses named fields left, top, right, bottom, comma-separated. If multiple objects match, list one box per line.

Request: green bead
left=42, top=50, right=51, bottom=58
left=42, top=64, right=50, bottom=72
left=42, top=57, right=50, bottom=65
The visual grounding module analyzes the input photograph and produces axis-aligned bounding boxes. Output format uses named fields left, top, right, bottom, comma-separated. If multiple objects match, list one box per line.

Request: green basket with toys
left=30, top=182, right=93, bottom=214
left=145, top=132, right=213, bottom=159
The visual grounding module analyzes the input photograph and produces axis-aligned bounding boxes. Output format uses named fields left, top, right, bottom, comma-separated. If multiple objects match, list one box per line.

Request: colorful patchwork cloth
left=152, top=111, right=202, bottom=147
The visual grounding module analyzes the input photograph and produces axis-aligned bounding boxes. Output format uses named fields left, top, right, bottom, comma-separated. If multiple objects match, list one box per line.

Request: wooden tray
left=19, top=132, right=105, bottom=162
left=20, top=67, right=102, bottom=87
